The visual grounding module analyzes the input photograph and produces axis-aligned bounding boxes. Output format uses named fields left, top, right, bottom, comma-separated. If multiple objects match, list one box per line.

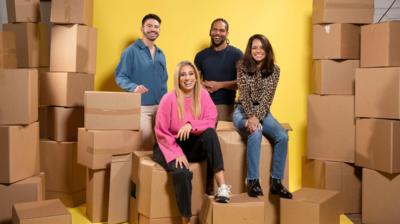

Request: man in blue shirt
left=115, top=13, right=167, bottom=150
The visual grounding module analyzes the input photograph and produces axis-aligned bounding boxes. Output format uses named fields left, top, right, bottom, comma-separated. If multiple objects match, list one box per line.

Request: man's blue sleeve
left=115, top=50, right=138, bottom=92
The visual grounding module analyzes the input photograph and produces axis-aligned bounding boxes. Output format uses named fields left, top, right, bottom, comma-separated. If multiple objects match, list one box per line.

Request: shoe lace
left=216, top=184, right=231, bottom=196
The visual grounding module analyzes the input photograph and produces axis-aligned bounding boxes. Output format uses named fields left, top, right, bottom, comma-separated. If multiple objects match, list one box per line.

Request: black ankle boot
left=270, top=177, right=292, bottom=199
left=247, top=179, right=264, bottom=197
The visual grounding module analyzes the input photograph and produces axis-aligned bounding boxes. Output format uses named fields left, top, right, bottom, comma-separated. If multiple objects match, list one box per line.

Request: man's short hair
left=142, top=13, right=162, bottom=26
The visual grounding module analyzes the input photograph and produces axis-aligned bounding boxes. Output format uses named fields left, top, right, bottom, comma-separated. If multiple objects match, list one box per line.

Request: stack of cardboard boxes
left=0, top=0, right=47, bottom=222
left=355, top=18, right=400, bottom=223
left=38, top=0, right=97, bottom=207
left=281, top=0, right=375, bottom=223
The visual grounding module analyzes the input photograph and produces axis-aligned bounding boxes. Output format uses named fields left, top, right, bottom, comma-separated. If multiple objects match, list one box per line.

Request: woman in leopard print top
left=232, top=34, right=292, bottom=199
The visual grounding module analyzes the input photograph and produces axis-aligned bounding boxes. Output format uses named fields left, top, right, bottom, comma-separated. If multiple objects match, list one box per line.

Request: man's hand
left=176, top=123, right=192, bottom=141
left=133, top=85, right=149, bottom=94
left=175, top=155, right=189, bottom=169
left=203, top=80, right=221, bottom=93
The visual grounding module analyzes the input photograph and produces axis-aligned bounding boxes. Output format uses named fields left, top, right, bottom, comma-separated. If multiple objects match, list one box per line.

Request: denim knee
left=276, top=131, right=288, bottom=143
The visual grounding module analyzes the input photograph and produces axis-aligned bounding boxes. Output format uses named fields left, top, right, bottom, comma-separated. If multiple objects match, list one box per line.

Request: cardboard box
left=312, top=60, right=359, bottom=95
left=0, top=31, right=17, bottom=68
left=313, top=23, right=360, bottom=60
left=86, top=168, right=110, bottom=223
left=0, top=173, right=45, bottom=223
left=312, top=0, right=373, bottom=24
left=84, top=91, right=141, bottom=130
left=355, top=67, right=400, bottom=119
left=78, top=128, right=141, bottom=169
left=308, top=95, right=355, bottom=162
left=360, top=21, right=400, bottom=67
left=108, top=154, right=132, bottom=224
left=302, top=158, right=362, bottom=213
left=200, top=194, right=264, bottom=224
left=0, top=122, right=40, bottom=184
left=45, top=190, right=85, bottom=208
left=356, top=118, right=400, bottom=174
left=6, top=0, right=40, bottom=23
left=138, top=215, right=198, bottom=224
left=280, top=188, right=340, bottom=224
left=39, top=106, right=49, bottom=139
left=3, top=23, right=49, bottom=68
left=39, top=72, right=94, bottom=107
left=133, top=156, right=206, bottom=219
left=50, top=0, right=93, bottom=26
left=46, top=106, right=84, bottom=141
left=362, top=168, right=400, bottom=224
left=12, top=199, right=71, bottom=224
left=0, top=69, right=38, bottom=125
left=40, top=140, right=86, bottom=193
left=50, top=24, right=97, bottom=74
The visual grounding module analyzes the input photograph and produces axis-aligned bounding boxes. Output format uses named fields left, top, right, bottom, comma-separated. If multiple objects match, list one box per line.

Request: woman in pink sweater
left=152, top=61, right=231, bottom=223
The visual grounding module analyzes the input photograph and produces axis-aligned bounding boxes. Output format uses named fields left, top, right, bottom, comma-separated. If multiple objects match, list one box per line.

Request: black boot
left=247, top=179, right=264, bottom=197
left=270, top=177, right=292, bottom=199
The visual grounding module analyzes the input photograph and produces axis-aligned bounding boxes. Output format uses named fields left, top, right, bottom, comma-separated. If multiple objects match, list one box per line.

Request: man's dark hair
left=210, top=18, right=229, bottom=31
left=142, top=13, right=161, bottom=26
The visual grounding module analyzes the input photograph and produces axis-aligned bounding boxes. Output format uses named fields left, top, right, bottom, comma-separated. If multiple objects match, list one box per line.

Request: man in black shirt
left=194, top=18, right=243, bottom=121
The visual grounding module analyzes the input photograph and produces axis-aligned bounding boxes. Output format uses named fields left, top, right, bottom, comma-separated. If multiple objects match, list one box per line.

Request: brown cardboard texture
left=0, top=69, right=38, bottom=125
left=6, top=0, right=40, bottom=23
left=39, top=106, right=49, bottom=139
left=280, top=188, right=340, bottom=224
left=86, top=168, right=110, bottom=223
left=361, top=21, right=400, bottom=68
left=308, top=95, right=355, bottom=162
left=3, top=23, right=49, bottom=68
left=45, top=190, right=85, bottom=208
left=78, top=128, right=141, bottom=169
left=39, top=72, right=94, bottom=107
left=47, top=107, right=84, bottom=141
left=51, top=0, right=93, bottom=26
left=108, top=154, right=132, bottom=224
left=355, top=67, right=400, bottom=119
left=362, top=168, right=400, bottom=224
left=200, top=194, right=264, bottom=224
left=0, top=122, right=40, bottom=184
left=312, top=60, right=359, bottom=95
left=0, top=173, right=45, bottom=223
left=40, top=140, right=86, bottom=193
left=50, top=24, right=97, bottom=74
left=131, top=151, right=153, bottom=184
left=0, top=31, right=17, bottom=68
left=313, top=23, right=360, bottom=59
left=84, top=91, right=141, bottom=130
left=12, top=199, right=71, bottom=224
left=138, top=215, right=198, bottom=224
left=312, top=0, right=373, bottom=24
left=302, top=158, right=362, bottom=213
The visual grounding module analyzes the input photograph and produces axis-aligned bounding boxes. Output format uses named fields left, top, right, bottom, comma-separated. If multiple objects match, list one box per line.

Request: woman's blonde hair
left=174, top=61, right=202, bottom=120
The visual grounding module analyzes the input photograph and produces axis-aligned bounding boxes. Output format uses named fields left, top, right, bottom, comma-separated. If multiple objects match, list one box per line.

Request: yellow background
left=69, top=0, right=353, bottom=223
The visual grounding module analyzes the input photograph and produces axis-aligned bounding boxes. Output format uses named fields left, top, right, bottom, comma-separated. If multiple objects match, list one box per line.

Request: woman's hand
left=175, top=155, right=189, bottom=169
left=246, top=116, right=261, bottom=133
left=176, top=123, right=192, bottom=141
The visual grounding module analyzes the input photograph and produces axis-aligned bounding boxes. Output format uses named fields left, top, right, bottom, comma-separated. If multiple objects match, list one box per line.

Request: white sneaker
left=215, top=184, right=231, bottom=203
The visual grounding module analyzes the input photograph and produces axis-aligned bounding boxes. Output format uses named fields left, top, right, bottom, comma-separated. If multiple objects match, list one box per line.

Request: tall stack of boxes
left=282, top=0, right=375, bottom=223
left=0, top=0, right=46, bottom=222
left=38, top=0, right=96, bottom=207
left=355, top=17, right=400, bottom=223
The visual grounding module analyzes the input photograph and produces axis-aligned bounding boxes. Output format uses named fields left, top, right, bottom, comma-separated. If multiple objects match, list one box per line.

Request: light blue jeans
left=232, top=104, right=288, bottom=180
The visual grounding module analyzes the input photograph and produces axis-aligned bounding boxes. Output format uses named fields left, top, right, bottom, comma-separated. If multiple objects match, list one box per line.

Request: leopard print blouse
left=237, top=63, right=280, bottom=121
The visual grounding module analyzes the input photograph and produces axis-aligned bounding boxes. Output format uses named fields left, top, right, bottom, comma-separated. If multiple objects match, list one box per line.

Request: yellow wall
left=93, top=0, right=313, bottom=191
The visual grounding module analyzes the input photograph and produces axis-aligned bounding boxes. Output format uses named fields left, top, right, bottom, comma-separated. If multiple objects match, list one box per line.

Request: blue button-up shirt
left=115, top=39, right=168, bottom=105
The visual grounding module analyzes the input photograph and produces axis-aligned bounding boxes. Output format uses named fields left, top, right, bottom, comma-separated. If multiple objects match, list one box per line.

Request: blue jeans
left=232, top=104, right=288, bottom=180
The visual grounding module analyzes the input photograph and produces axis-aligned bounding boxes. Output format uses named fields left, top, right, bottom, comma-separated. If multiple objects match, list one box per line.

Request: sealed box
left=47, top=106, right=84, bottom=141
left=355, top=67, right=400, bottom=119
left=313, top=23, right=360, bottom=59
left=0, top=69, right=38, bottom=125
left=0, top=122, right=40, bottom=184
left=86, top=168, right=110, bottom=223
left=280, top=188, right=340, bottom=224
left=312, top=0, right=373, bottom=24
left=312, top=60, right=359, bottom=95
left=12, top=199, right=71, bottom=224
left=308, top=95, right=355, bottom=162
left=39, top=72, right=94, bottom=107
left=84, top=91, right=140, bottom=130
left=361, top=21, right=400, bottom=67
left=51, top=0, right=93, bottom=26
left=0, top=31, right=17, bottom=68
left=6, top=0, right=40, bottom=23
left=40, top=140, right=86, bottom=193
left=356, top=118, right=400, bottom=174
left=50, top=24, right=97, bottom=74
left=362, top=168, right=400, bottom=224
